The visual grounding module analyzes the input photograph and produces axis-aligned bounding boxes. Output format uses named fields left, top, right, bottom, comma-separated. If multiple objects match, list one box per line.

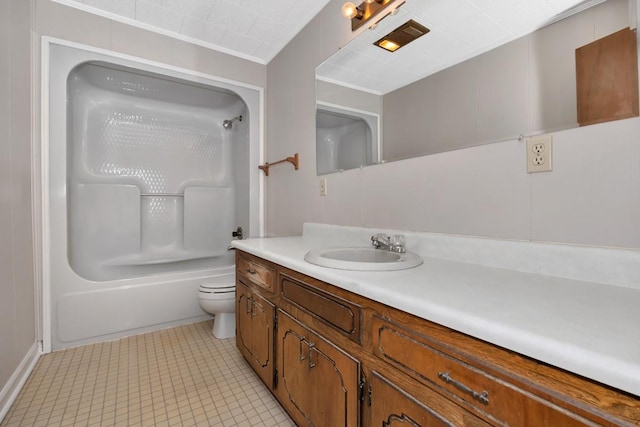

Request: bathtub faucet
left=232, top=226, right=243, bottom=240
left=371, top=233, right=406, bottom=253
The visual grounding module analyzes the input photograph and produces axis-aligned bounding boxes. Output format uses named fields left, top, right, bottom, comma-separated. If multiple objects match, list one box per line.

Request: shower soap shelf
left=259, top=153, right=299, bottom=176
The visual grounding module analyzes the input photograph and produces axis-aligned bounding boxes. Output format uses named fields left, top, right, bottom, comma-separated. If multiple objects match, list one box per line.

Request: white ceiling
left=319, top=0, right=601, bottom=94
left=53, top=0, right=333, bottom=63
left=57, top=0, right=605, bottom=93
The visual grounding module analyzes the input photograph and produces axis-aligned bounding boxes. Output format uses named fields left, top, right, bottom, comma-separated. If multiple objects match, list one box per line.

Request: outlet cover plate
left=527, top=135, right=553, bottom=173
left=320, top=178, right=328, bottom=196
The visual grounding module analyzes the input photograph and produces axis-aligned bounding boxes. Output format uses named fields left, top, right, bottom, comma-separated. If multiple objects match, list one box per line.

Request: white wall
left=0, top=0, right=37, bottom=404
left=265, top=0, right=640, bottom=251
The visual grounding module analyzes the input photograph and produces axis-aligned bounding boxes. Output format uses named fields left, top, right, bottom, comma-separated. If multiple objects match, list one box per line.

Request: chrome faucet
left=371, top=233, right=406, bottom=253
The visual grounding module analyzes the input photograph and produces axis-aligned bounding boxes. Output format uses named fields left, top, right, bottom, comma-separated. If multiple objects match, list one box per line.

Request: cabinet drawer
left=369, top=371, right=491, bottom=427
left=371, top=316, right=597, bottom=426
left=280, top=273, right=361, bottom=343
left=237, top=253, right=275, bottom=292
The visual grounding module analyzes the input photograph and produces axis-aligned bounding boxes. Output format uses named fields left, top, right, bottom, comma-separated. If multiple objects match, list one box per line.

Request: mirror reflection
left=316, top=102, right=380, bottom=175
left=316, top=0, right=636, bottom=173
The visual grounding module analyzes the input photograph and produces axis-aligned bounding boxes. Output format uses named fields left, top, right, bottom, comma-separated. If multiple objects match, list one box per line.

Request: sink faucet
left=371, top=233, right=406, bottom=253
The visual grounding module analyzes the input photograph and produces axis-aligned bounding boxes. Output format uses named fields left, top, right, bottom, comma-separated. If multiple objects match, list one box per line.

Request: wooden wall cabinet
left=235, top=251, right=640, bottom=426
left=576, top=27, right=639, bottom=126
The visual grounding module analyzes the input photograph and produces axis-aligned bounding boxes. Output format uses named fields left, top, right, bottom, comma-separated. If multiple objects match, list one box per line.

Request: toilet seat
left=199, top=283, right=235, bottom=296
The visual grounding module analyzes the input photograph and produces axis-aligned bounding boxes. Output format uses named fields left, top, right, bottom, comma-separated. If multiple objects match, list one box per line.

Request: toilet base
left=212, top=312, right=236, bottom=339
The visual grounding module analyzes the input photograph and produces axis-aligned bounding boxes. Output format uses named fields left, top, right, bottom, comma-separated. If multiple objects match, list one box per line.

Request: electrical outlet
left=320, top=178, right=328, bottom=196
left=526, top=135, right=553, bottom=173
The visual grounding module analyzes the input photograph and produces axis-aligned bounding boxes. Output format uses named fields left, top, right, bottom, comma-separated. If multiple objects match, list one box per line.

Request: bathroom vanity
left=232, top=224, right=640, bottom=426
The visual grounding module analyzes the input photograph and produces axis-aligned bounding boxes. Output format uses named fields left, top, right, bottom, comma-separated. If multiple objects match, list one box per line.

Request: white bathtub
left=43, top=39, right=263, bottom=351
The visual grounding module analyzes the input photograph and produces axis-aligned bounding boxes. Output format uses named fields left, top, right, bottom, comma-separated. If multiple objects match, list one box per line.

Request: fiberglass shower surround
left=68, top=62, right=244, bottom=281
left=46, top=42, right=261, bottom=351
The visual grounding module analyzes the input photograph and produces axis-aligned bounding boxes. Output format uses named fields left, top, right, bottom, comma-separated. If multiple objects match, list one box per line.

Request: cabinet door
left=369, top=371, right=490, bottom=427
left=277, top=310, right=360, bottom=427
left=576, top=27, right=639, bottom=126
left=236, top=280, right=275, bottom=388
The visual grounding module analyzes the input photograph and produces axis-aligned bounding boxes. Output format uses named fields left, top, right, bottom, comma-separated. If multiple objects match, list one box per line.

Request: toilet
left=197, top=282, right=236, bottom=339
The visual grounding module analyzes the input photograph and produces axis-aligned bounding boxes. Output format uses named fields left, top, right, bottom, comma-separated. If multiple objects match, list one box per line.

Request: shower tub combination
left=44, top=40, right=262, bottom=351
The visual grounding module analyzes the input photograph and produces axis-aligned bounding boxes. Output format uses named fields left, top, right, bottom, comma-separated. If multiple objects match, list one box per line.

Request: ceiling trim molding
left=315, top=75, right=384, bottom=96
left=543, top=0, right=608, bottom=27
left=49, top=0, right=268, bottom=65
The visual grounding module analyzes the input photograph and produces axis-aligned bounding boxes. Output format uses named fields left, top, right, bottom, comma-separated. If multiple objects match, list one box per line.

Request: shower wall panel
left=67, top=62, right=244, bottom=281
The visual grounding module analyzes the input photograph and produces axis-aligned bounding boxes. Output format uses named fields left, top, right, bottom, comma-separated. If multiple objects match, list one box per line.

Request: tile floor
left=1, top=321, right=294, bottom=427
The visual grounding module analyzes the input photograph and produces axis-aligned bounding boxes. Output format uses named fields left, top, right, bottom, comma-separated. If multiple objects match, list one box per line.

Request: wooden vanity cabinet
left=276, top=270, right=363, bottom=426
left=276, top=310, right=361, bottom=427
left=235, top=252, right=278, bottom=389
left=235, top=251, right=640, bottom=427
left=368, top=314, right=623, bottom=427
left=235, top=280, right=276, bottom=388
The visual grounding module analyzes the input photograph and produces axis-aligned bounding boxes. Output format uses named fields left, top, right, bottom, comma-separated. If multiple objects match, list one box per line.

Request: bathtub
left=43, top=39, right=263, bottom=351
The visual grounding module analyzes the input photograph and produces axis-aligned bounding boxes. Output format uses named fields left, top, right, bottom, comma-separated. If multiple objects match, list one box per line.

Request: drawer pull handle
left=298, top=339, right=317, bottom=369
left=438, top=371, right=489, bottom=405
left=246, top=267, right=257, bottom=274
left=307, top=343, right=316, bottom=369
left=299, top=339, right=307, bottom=362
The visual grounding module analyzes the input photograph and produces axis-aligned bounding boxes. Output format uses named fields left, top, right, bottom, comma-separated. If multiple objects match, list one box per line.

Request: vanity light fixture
left=342, top=0, right=406, bottom=31
left=374, top=19, right=430, bottom=52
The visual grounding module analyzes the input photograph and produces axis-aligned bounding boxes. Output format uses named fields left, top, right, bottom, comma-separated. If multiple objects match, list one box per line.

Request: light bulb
left=342, top=2, right=359, bottom=19
left=377, top=39, right=401, bottom=52
left=364, top=0, right=375, bottom=3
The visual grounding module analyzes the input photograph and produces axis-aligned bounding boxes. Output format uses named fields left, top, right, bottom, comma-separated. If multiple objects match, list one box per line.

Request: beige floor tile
left=1, top=321, right=292, bottom=427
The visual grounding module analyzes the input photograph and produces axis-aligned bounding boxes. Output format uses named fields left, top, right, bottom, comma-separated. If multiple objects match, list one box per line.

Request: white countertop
left=231, top=224, right=640, bottom=397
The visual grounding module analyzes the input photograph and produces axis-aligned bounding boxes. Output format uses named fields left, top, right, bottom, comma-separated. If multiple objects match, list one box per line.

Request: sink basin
left=304, top=247, right=423, bottom=271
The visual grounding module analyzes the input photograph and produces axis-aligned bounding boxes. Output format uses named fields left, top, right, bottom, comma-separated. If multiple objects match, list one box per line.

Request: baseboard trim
left=0, top=342, right=41, bottom=423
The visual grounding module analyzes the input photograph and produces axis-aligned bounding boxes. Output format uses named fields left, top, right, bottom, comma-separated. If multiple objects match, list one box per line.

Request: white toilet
left=197, top=282, right=236, bottom=339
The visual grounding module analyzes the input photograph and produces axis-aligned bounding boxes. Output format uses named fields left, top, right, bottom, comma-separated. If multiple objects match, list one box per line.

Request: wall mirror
left=315, top=0, right=637, bottom=174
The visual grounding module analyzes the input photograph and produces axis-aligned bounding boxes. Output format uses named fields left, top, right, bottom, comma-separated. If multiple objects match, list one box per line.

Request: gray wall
left=1, top=0, right=267, bottom=403
left=316, top=80, right=381, bottom=114
left=382, top=0, right=630, bottom=162
left=0, top=0, right=37, bottom=396
left=265, top=0, right=356, bottom=236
